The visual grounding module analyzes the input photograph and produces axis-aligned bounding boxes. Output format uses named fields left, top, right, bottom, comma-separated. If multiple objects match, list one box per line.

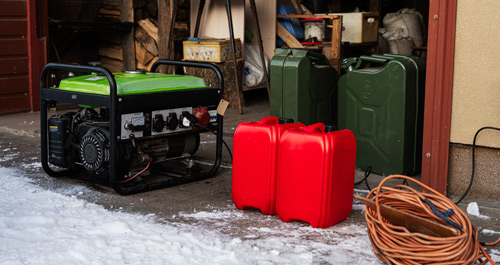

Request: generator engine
left=48, top=107, right=209, bottom=179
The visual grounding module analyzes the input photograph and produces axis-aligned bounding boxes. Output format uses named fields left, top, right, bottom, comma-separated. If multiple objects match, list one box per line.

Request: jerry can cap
left=279, top=118, right=294, bottom=124
left=324, top=125, right=338, bottom=132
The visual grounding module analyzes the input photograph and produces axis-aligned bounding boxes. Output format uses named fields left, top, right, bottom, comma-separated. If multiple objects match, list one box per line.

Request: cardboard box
left=183, top=38, right=242, bottom=63
left=330, top=12, right=379, bottom=43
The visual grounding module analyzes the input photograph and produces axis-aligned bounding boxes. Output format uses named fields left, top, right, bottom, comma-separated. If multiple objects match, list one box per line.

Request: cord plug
left=180, top=111, right=199, bottom=127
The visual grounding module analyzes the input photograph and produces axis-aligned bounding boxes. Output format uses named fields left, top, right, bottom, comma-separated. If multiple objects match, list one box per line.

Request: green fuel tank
left=338, top=55, right=425, bottom=176
left=56, top=71, right=207, bottom=95
left=270, top=49, right=338, bottom=126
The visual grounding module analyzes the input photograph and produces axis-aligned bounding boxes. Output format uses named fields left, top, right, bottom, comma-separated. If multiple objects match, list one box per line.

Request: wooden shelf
left=243, top=83, right=266, bottom=91
left=276, top=14, right=343, bottom=72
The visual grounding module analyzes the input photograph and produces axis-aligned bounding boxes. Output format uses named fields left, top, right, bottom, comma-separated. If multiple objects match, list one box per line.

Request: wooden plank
left=174, top=22, right=189, bottom=32
left=289, top=0, right=302, bottom=15
left=0, top=57, right=28, bottom=75
left=137, top=18, right=158, bottom=45
left=0, top=93, right=30, bottom=114
left=0, top=38, right=27, bottom=55
left=330, top=15, right=342, bottom=73
left=276, top=22, right=303, bottom=48
left=135, top=27, right=158, bottom=55
left=27, top=0, right=47, bottom=112
left=354, top=195, right=459, bottom=237
left=157, top=0, right=175, bottom=73
left=0, top=19, right=27, bottom=36
left=102, top=0, right=120, bottom=10
left=0, top=75, right=29, bottom=95
left=99, top=8, right=121, bottom=16
left=98, top=45, right=123, bottom=61
left=120, top=0, right=135, bottom=71
left=0, top=0, right=27, bottom=17
left=370, top=0, right=381, bottom=12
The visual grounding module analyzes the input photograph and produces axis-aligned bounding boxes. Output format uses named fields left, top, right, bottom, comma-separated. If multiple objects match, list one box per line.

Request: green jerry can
left=270, top=49, right=338, bottom=126
left=370, top=53, right=426, bottom=171
left=338, top=55, right=425, bottom=176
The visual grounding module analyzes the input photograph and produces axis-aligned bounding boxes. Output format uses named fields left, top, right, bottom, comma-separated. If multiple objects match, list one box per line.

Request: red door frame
left=421, top=0, right=458, bottom=195
left=27, top=0, right=47, bottom=111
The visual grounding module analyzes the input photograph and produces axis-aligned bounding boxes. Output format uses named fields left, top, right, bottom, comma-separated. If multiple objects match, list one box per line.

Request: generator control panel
left=120, top=106, right=218, bottom=140
left=151, top=107, right=193, bottom=136
left=121, top=112, right=147, bottom=140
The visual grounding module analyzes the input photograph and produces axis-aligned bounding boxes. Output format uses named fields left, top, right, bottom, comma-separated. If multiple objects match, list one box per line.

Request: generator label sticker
left=216, top=99, right=229, bottom=116
left=209, top=110, right=217, bottom=122
left=85, top=77, right=104, bottom=81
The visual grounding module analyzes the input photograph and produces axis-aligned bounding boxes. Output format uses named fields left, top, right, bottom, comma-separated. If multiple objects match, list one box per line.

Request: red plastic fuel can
left=276, top=124, right=356, bottom=228
left=232, top=117, right=304, bottom=215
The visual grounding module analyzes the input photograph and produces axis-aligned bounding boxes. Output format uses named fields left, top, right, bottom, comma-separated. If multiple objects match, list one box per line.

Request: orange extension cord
left=362, top=175, right=498, bottom=265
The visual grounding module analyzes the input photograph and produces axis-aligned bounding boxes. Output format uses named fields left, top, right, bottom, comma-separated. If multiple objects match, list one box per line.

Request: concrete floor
left=0, top=88, right=499, bottom=259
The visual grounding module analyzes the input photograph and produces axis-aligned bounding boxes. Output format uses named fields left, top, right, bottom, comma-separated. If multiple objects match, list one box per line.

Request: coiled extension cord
left=363, top=175, right=497, bottom=265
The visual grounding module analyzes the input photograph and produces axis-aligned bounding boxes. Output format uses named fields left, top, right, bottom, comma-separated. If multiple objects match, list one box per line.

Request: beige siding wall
left=450, top=0, right=500, bottom=148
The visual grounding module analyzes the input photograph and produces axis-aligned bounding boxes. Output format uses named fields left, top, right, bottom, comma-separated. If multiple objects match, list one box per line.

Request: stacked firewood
left=135, top=18, right=190, bottom=70
left=98, top=0, right=121, bottom=21
left=134, top=18, right=159, bottom=70
left=96, top=0, right=190, bottom=72
left=96, top=0, right=123, bottom=72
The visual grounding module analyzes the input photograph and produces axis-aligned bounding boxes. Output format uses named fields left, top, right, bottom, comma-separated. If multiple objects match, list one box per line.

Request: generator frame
left=40, top=60, right=224, bottom=195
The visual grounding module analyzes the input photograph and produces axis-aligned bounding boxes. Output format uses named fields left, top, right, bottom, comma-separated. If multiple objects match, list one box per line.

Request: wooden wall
left=0, top=0, right=31, bottom=114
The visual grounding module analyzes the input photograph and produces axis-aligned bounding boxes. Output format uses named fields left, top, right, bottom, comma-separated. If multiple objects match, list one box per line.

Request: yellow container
left=183, top=38, right=242, bottom=63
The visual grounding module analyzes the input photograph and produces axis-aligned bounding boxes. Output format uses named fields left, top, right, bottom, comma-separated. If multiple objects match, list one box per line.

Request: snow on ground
left=1, top=163, right=498, bottom=265
left=0, top=151, right=18, bottom=163
left=0, top=166, right=381, bottom=265
left=483, top=229, right=500, bottom=235
left=467, top=202, right=491, bottom=219
left=490, top=249, right=500, bottom=263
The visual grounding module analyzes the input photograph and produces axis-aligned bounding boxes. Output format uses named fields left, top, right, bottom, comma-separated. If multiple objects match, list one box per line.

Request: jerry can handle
left=341, top=57, right=359, bottom=72
left=306, top=51, right=331, bottom=66
left=354, top=55, right=391, bottom=69
left=257, top=116, right=279, bottom=125
left=303, top=123, right=325, bottom=133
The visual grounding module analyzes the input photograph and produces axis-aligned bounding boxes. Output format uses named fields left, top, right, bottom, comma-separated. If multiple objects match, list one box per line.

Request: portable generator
left=40, top=60, right=224, bottom=195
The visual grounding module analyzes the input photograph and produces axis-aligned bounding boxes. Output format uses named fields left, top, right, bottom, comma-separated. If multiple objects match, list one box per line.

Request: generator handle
left=40, top=63, right=117, bottom=94
left=150, top=60, right=224, bottom=95
left=40, top=63, right=118, bottom=179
